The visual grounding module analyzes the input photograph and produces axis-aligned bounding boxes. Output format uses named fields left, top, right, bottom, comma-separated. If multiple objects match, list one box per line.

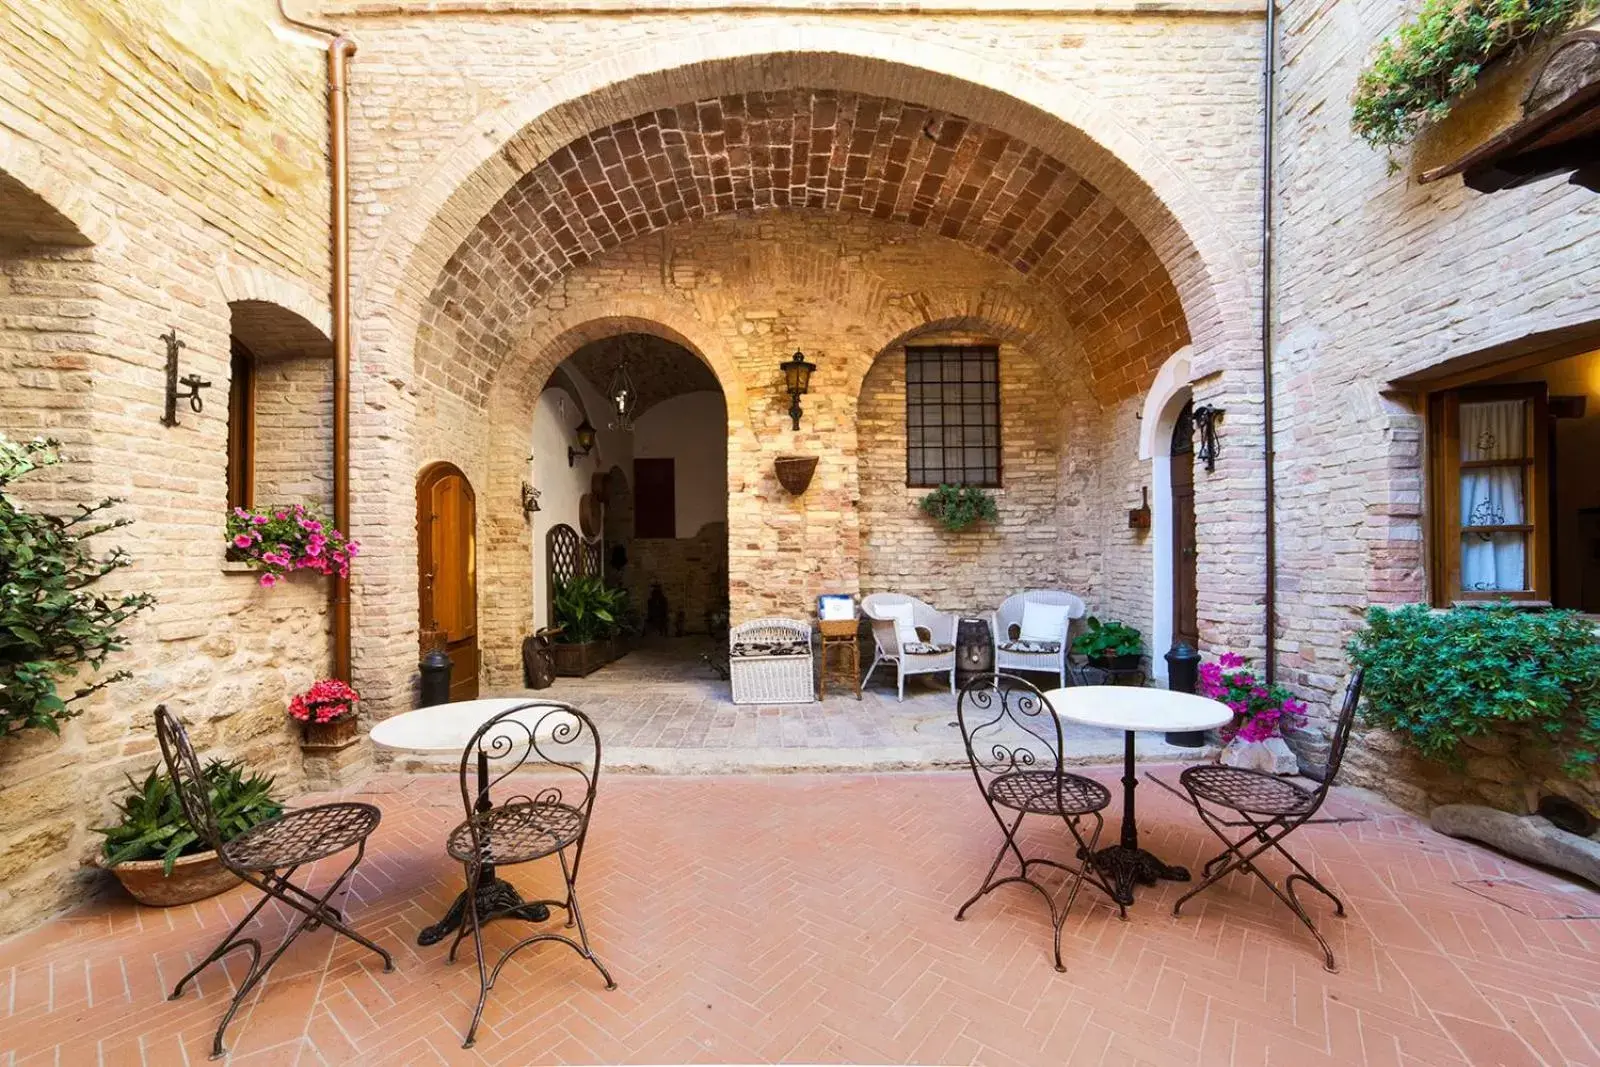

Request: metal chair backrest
left=956, top=672, right=1067, bottom=799
left=153, top=704, right=225, bottom=854
left=458, top=700, right=601, bottom=845
left=1316, top=668, right=1365, bottom=798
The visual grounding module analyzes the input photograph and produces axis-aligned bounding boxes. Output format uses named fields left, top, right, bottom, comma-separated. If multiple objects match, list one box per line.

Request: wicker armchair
left=991, top=590, right=1087, bottom=688
left=861, top=592, right=957, bottom=701
left=729, top=616, right=815, bottom=704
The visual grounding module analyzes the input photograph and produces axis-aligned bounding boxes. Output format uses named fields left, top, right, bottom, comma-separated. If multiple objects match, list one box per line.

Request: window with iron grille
left=905, top=345, right=1001, bottom=488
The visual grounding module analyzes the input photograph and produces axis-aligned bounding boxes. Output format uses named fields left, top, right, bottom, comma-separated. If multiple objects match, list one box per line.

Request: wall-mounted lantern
left=1128, top=486, right=1151, bottom=530
left=1191, top=404, right=1223, bottom=472
left=781, top=350, right=816, bottom=431
left=520, top=481, right=542, bottom=519
left=567, top=418, right=597, bottom=467
left=159, top=328, right=211, bottom=427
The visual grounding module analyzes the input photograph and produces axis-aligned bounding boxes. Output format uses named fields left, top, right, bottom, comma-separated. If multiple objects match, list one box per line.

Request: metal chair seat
left=1180, top=765, right=1314, bottom=816
left=446, top=800, right=585, bottom=866
left=222, top=802, right=382, bottom=872
left=988, top=770, right=1111, bottom=817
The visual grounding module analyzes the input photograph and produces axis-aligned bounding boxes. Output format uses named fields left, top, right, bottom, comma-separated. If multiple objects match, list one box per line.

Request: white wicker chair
left=860, top=593, right=957, bottom=701
left=991, top=590, right=1087, bottom=688
left=729, top=617, right=815, bottom=705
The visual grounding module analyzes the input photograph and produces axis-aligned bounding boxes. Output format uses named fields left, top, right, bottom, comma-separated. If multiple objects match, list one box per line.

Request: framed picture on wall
left=817, top=594, right=855, bottom=622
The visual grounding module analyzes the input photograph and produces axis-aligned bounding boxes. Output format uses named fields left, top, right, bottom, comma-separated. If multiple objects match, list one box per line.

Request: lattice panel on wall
left=546, top=522, right=603, bottom=625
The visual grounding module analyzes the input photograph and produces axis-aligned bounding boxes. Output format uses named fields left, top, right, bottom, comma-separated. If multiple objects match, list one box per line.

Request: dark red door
left=633, top=457, right=676, bottom=539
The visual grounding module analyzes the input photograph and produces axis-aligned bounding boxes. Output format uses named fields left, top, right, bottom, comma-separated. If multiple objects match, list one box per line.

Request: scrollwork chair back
left=154, top=704, right=225, bottom=855
left=956, top=673, right=1067, bottom=809
left=458, top=701, right=601, bottom=861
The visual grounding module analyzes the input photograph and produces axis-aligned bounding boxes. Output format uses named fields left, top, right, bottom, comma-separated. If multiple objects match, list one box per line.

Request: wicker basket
left=774, top=455, right=818, bottom=495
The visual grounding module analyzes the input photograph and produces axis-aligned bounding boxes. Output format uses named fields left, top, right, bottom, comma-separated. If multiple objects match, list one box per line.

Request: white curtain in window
left=1459, top=399, right=1526, bottom=592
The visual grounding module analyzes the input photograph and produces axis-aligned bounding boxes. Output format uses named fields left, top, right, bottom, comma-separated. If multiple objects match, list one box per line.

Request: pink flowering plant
left=225, top=504, right=358, bottom=588
left=288, top=679, right=359, bottom=725
left=1199, top=652, right=1308, bottom=743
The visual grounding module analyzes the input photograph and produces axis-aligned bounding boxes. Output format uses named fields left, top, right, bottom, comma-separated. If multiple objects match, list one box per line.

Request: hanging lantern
left=607, top=344, right=638, bottom=431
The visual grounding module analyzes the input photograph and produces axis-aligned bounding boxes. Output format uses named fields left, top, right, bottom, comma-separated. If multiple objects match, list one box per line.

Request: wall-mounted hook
left=160, top=328, right=211, bottom=427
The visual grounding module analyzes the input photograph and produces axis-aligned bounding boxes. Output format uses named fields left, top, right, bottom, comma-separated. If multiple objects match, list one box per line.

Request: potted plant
left=918, top=484, right=998, bottom=533
left=226, top=503, right=358, bottom=588
left=549, top=575, right=630, bottom=676
left=1, top=435, right=154, bottom=738
left=95, top=759, right=283, bottom=906
left=1072, top=616, right=1144, bottom=673
left=290, top=678, right=360, bottom=750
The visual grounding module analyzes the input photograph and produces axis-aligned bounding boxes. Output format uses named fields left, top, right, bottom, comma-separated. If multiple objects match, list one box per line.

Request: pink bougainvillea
left=225, top=503, right=358, bottom=585
left=1198, top=652, right=1307, bottom=743
left=288, top=679, right=359, bottom=724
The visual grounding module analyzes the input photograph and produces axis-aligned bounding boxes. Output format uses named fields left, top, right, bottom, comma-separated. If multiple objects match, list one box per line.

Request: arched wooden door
left=418, top=463, right=479, bottom=701
left=1171, top=401, right=1200, bottom=648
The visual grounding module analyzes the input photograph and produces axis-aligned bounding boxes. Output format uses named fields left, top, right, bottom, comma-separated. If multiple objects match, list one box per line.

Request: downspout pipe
left=329, top=35, right=355, bottom=684
left=1261, top=0, right=1279, bottom=685
left=278, top=2, right=355, bottom=683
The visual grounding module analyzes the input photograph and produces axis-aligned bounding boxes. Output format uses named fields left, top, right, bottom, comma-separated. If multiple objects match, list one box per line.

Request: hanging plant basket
left=919, top=484, right=998, bottom=532
left=299, top=716, right=358, bottom=751
left=774, top=455, right=818, bottom=495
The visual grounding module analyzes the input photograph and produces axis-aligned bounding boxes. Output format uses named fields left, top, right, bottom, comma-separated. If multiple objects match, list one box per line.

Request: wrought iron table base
left=1084, top=728, right=1192, bottom=906
left=1084, top=844, right=1190, bottom=906
left=417, top=877, right=550, bottom=946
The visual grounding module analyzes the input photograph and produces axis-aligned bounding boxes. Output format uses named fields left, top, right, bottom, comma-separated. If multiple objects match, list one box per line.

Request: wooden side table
left=817, top=618, right=862, bottom=700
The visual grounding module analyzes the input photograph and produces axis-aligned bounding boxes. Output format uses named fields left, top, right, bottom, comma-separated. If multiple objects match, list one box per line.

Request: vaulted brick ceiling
left=563, top=333, right=721, bottom=418
left=423, top=90, right=1189, bottom=403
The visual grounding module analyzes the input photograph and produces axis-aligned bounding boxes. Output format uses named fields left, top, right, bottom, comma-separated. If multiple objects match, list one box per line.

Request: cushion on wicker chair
left=730, top=639, right=811, bottom=658
left=998, top=639, right=1061, bottom=654
left=902, top=641, right=954, bottom=655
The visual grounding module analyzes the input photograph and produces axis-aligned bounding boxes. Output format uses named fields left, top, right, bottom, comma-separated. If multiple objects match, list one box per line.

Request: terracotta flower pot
left=106, top=850, right=240, bottom=907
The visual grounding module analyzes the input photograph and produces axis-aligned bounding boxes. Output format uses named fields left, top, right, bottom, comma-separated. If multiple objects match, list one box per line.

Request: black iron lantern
left=567, top=418, right=597, bottom=467
left=1191, top=403, right=1223, bottom=472
left=781, top=350, right=816, bottom=431
left=607, top=359, right=637, bottom=431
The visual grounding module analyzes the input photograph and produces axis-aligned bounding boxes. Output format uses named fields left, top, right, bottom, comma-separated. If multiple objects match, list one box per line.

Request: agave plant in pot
left=95, top=759, right=283, bottom=906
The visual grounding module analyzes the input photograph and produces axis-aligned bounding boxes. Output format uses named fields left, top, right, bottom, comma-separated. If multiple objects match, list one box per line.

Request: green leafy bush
left=918, top=484, right=998, bottom=533
left=1072, top=616, right=1144, bottom=661
left=551, top=575, right=630, bottom=644
left=1351, top=0, right=1588, bottom=150
left=1346, top=603, right=1600, bottom=769
left=95, top=759, right=283, bottom=874
left=1, top=436, right=155, bottom=737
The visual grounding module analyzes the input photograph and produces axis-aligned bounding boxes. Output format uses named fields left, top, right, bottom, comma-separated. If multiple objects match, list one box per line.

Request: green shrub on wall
left=0, top=436, right=155, bottom=738
left=1350, top=0, right=1589, bottom=151
left=1346, top=603, right=1600, bottom=770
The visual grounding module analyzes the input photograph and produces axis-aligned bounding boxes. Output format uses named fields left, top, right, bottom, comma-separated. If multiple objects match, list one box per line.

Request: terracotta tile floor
left=4, top=770, right=1598, bottom=1066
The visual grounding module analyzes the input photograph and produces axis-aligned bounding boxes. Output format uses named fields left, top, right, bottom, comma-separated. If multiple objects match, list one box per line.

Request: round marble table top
left=369, top=697, right=577, bottom=755
left=1039, top=685, right=1232, bottom=733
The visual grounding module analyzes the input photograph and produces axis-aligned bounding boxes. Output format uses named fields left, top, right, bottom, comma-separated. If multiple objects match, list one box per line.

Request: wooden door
left=418, top=464, right=479, bottom=701
left=1171, top=403, right=1200, bottom=649
left=633, top=457, right=676, bottom=539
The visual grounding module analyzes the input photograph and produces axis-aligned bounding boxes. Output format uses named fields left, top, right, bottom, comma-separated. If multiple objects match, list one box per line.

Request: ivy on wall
left=1351, top=0, right=1591, bottom=152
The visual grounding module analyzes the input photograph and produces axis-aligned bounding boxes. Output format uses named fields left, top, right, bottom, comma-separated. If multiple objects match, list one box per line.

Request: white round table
left=1041, top=685, right=1232, bottom=904
left=371, top=697, right=579, bottom=945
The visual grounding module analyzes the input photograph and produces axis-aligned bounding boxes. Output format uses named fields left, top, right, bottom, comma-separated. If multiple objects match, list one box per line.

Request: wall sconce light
left=159, top=328, right=211, bottom=427
left=520, top=481, right=542, bottom=519
left=780, top=350, right=816, bottom=431
left=567, top=417, right=597, bottom=467
left=1191, top=404, right=1223, bottom=472
left=1127, top=486, right=1151, bottom=529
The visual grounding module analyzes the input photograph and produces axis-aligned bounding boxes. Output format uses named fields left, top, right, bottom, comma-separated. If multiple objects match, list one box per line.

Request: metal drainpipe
left=1261, top=0, right=1280, bottom=685
left=278, top=3, right=355, bottom=683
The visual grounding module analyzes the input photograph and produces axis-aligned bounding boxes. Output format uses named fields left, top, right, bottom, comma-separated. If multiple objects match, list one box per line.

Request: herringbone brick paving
left=2, top=770, right=1596, bottom=1065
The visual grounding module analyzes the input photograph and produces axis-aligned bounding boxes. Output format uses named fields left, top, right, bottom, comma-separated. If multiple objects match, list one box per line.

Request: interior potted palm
left=549, top=575, right=630, bottom=676
left=1072, top=616, right=1144, bottom=674
left=95, top=759, right=282, bottom=906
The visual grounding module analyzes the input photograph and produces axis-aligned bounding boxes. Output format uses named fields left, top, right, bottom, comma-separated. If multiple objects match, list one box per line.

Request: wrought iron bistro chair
left=153, top=705, right=392, bottom=1060
left=1172, top=670, right=1365, bottom=971
left=953, top=673, right=1124, bottom=971
left=446, top=701, right=615, bottom=1048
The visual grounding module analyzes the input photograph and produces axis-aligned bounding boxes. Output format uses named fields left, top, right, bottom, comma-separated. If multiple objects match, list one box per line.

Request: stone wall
left=0, top=0, right=335, bottom=933
left=1272, top=0, right=1600, bottom=810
